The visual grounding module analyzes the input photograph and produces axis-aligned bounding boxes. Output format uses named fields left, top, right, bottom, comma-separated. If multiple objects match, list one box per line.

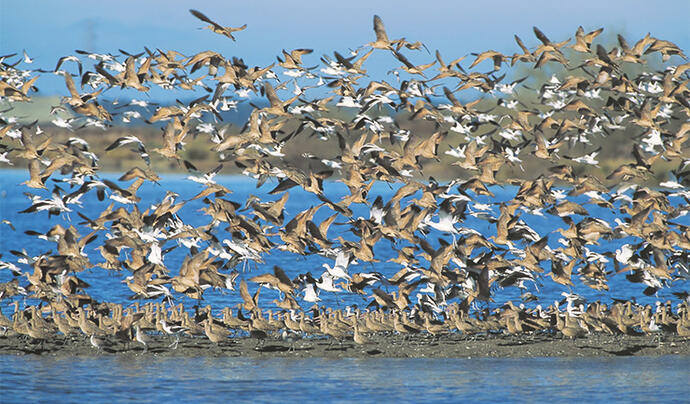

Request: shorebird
left=27, top=315, right=54, bottom=350
left=393, top=312, right=421, bottom=344
left=189, top=9, right=247, bottom=41
left=240, top=280, right=261, bottom=313
left=0, top=305, right=13, bottom=332
left=322, top=250, right=353, bottom=281
left=21, top=159, right=48, bottom=189
left=249, top=265, right=295, bottom=296
left=4, top=13, right=690, bottom=357
left=391, top=51, right=436, bottom=78
left=469, top=50, right=508, bottom=71
left=368, top=15, right=396, bottom=50
left=298, top=312, right=320, bottom=335
left=353, top=317, right=372, bottom=346
left=77, top=307, right=106, bottom=337
left=51, top=309, right=75, bottom=337
left=281, top=329, right=301, bottom=352
left=278, top=48, right=313, bottom=70
left=570, top=26, right=604, bottom=53
left=677, top=307, right=690, bottom=337
left=90, top=333, right=106, bottom=353
left=423, top=314, right=448, bottom=342
left=259, top=81, right=299, bottom=117
left=248, top=318, right=269, bottom=350
left=548, top=259, right=576, bottom=287
left=203, top=316, right=230, bottom=345
left=159, top=319, right=187, bottom=349
left=320, top=314, right=349, bottom=346
left=134, top=324, right=150, bottom=352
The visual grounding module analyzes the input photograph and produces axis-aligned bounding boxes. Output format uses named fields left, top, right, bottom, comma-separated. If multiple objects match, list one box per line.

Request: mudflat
left=2, top=333, right=688, bottom=359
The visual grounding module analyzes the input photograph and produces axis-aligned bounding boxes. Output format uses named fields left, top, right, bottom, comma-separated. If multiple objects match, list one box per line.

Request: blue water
left=1, top=170, right=689, bottom=403
left=0, top=168, right=688, bottom=314
left=0, top=355, right=687, bottom=403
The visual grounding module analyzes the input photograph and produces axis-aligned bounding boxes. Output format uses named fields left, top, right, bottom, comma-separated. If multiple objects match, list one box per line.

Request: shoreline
left=2, top=333, right=688, bottom=359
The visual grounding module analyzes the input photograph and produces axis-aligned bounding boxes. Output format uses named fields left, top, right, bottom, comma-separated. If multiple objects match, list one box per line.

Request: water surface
left=1, top=169, right=687, bottom=314
left=1, top=355, right=687, bottom=403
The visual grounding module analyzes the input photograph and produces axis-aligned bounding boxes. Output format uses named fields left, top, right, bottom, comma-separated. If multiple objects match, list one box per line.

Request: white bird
left=445, top=144, right=466, bottom=159
left=147, top=243, right=164, bottom=266
left=369, top=196, right=385, bottom=225
left=498, top=128, right=522, bottom=141
left=0, top=260, right=22, bottom=276
left=0, top=150, right=13, bottom=165
left=423, top=199, right=463, bottom=242
left=337, top=96, right=362, bottom=108
left=303, top=283, right=321, bottom=303
left=322, top=250, right=352, bottom=281
left=134, top=325, right=150, bottom=352
left=22, top=50, right=33, bottom=64
left=615, top=244, right=634, bottom=265
left=504, top=147, right=524, bottom=169
left=659, top=171, right=683, bottom=189
left=51, top=116, right=74, bottom=130
left=90, top=334, right=105, bottom=352
left=19, top=191, right=72, bottom=216
left=569, top=150, right=600, bottom=166
left=184, top=160, right=222, bottom=185
left=159, top=320, right=188, bottom=349
left=315, top=272, right=343, bottom=293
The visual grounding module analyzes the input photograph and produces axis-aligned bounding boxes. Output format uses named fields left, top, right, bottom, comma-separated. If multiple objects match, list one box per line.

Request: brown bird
left=548, top=258, right=576, bottom=287
left=261, top=81, right=299, bottom=116
left=469, top=50, right=507, bottom=71
left=570, top=26, right=604, bottom=53
left=392, top=51, right=436, bottom=77
left=22, top=159, right=48, bottom=189
left=533, top=26, right=570, bottom=53
left=511, top=35, right=536, bottom=65
left=369, top=15, right=396, bottom=50
left=429, top=50, right=466, bottom=81
left=240, top=279, right=261, bottom=313
left=278, top=48, right=313, bottom=69
left=189, top=9, right=247, bottom=41
left=353, top=316, right=372, bottom=345
left=249, top=265, right=295, bottom=296
left=556, top=314, right=587, bottom=339
left=204, top=314, right=230, bottom=345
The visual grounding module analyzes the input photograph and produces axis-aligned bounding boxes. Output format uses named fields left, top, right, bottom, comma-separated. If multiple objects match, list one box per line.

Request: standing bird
left=134, top=324, right=151, bottom=352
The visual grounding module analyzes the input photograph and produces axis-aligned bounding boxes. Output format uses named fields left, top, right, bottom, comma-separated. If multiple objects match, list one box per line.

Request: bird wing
left=239, top=280, right=257, bottom=310
left=373, top=15, right=389, bottom=42
left=189, top=9, right=223, bottom=30
left=273, top=265, right=293, bottom=287
left=263, top=82, right=284, bottom=108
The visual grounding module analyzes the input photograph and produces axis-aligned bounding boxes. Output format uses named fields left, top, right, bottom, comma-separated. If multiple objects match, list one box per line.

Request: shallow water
left=1, top=355, right=688, bottom=403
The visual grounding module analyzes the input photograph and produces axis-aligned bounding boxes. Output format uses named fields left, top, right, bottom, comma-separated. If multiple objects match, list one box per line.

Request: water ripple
left=1, top=355, right=687, bottom=403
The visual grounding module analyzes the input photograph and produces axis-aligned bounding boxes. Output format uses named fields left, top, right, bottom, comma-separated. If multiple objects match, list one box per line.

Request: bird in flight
left=189, top=9, right=247, bottom=41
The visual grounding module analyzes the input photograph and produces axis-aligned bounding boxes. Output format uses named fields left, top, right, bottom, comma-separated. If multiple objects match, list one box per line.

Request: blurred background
left=0, top=0, right=688, bottom=178
left=1, top=0, right=688, bottom=96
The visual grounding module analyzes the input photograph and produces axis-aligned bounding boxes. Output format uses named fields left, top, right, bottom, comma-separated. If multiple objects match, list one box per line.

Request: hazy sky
left=1, top=0, right=688, bottom=96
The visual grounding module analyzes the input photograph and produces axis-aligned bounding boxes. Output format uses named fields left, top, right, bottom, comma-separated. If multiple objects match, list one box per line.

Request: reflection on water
left=1, top=355, right=688, bottom=402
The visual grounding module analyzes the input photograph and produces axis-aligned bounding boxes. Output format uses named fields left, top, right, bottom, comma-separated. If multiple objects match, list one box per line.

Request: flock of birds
left=0, top=10, right=689, bottom=352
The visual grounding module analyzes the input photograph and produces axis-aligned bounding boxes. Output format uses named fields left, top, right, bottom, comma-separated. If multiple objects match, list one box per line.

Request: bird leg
left=168, top=335, right=180, bottom=349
